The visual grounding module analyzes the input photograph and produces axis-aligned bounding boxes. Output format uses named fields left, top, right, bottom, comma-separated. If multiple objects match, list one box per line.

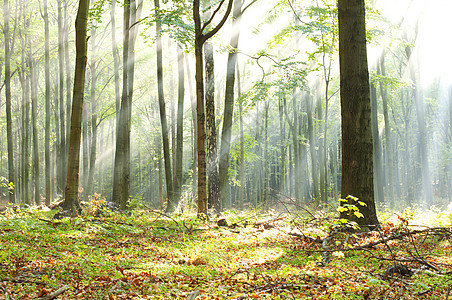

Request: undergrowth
left=0, top=200, right=451, bottom=299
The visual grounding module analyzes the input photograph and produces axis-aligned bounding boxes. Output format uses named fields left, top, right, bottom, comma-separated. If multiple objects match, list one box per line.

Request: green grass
left=0, top=205, right=451, bottom=299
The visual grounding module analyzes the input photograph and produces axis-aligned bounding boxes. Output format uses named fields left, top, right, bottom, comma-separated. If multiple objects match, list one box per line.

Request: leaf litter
left=0, top=203, right=451, bottom=299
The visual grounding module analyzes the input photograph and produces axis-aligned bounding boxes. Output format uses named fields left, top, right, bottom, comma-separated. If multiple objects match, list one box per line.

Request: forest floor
left=0, top=199, right=451, bottom=299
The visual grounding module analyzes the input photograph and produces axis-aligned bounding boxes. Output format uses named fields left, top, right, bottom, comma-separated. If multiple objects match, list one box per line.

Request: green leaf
left=337, top=207, right=348, bottom=212
left=354, top=212, right=364, bottom=218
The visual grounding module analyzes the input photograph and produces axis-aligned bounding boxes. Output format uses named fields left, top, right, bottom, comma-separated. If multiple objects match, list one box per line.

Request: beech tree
left=63, top=0, right=90, bottom=214
left=338, top=0, right=378, bottom=227
left=193, top=0, right=233, bottom=217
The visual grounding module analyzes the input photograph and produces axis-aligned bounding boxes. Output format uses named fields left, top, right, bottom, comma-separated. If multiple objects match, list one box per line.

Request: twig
left=142, top=205, right=191, bottom=232
left=33, top=285, right=70, bottom=300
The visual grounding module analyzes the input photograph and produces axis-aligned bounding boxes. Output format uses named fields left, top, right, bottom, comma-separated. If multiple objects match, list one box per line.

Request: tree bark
left=112, top=0, right=131, bottom=210
left=154, top=0, right=175, bottom=212
left=57, top=0, right=66, bottom=195
left=43, top=0, right=51, bottom=205
left=63, top=0, right=90, bottom=214
left=219, top=0, right=242, bottom=208
left=87, top=27, right=98, bottom=200
left=205, top=42, right=220, bottom=212
left=338, top=0, right=379, bottom=227
left=3, top=0, right=16, bottom=204
left=30, top=59, right=40, bottom=205
left=370, top=78, right=384, bottom=204
left=175, top=44, right=185, bottom=204
left=378, top=53, right=393, bottom=206
left=193, top=0, right=233, bottom=217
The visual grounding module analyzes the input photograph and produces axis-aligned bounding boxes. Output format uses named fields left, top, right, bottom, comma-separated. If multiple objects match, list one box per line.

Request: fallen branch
left=33, top=285, right=70, bottom=300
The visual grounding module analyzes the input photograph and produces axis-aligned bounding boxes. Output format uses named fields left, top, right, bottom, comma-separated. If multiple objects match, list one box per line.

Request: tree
left=154, top=0, right=175, bottom=212
left=63, top=0, right=90, bottom=214
left=204, top=41, right=220, bottom=212
left=42, top=0, right=52, bottom=205
left=3, top=0, right=16, bottom=204
left=337, top=0, right=378, bottom=227
left=193, top=0, right=233, bottom=217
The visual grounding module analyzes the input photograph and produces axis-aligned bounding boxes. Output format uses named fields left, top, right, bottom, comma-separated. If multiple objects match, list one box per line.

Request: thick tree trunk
left=63, top=0, right=90, bottom=214
left=338, top=0, right=378, bottom=227
left=205, top=42, right=220, bottom=212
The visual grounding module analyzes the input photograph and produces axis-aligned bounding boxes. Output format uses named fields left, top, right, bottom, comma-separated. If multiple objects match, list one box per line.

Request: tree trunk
left=306, top=93, right=319, bottom=202
left=57, top=0, right=66, bottom=195
left=186, top=54, right=198, bottom=197
left=338, top=0, right=378, bottom=227
left=87, top=27, right=98, bottom=200
left=237, top=63, right=245, bottom=207
left=193, top=0, right=234, bottom=217
left=370, top=78, right=384, bottom=204
left=4, top=0, right=16, bottom=204
left=43, top=0, right=51, bottom=205
left=112, top=0, right=131, bottom=210
left=154, top=0, right=175, bottom=212
left=378, top=53, right=393, bottom=206
left=404, top=44, right=432, bottom=206
left=63, top=0, right=90, bottom=215
left=174, top=44, right=184, bottom=205
left=31, top=59, right=40, bottom=205
left=64, top=0, right=72, bottom=164
left=219, top=0, right=242, bottom=207
left=111, top=0, right=121, bottom=134
left=205, top=42, right=220, bottom=212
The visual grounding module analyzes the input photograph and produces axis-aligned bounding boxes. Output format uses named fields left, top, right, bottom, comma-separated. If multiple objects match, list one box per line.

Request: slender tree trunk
left=111, top=0, right=121, bottom=133
left=175, top=44, right=184, bottom=204
left=338, top=0, right=378, bottom=227
left=154, top=0, right=175, bottom=212
left=317, top=95, right=326, bottom=203
left=404, top=44, right=432, bottom=206
left=57, top=0, right=66, bottom=195
left=64, top=0, right=72, bottom=160
left=87, top=27, right=97, bottom=200
left=194, top=4, right=208, bottom=216
left=31, top=59, right=40, bottom=205
left=63, top=0, right=90, bottom=214
left=219, top=0, right=242, bottom=207
left=237, top=64, right=245, bottom=207
left=112, top=0, right=131, bottom=210
left=43, top=0, right=51, bottom=205
left=370, top=79, right=384, bottom=204
left=306, top=93, right=319, bottom=202
left=205, top=42, right=220, bottom=212
left=4, top=0, right=16, bottom=204
left=185, top=54, right=197, bottom=196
